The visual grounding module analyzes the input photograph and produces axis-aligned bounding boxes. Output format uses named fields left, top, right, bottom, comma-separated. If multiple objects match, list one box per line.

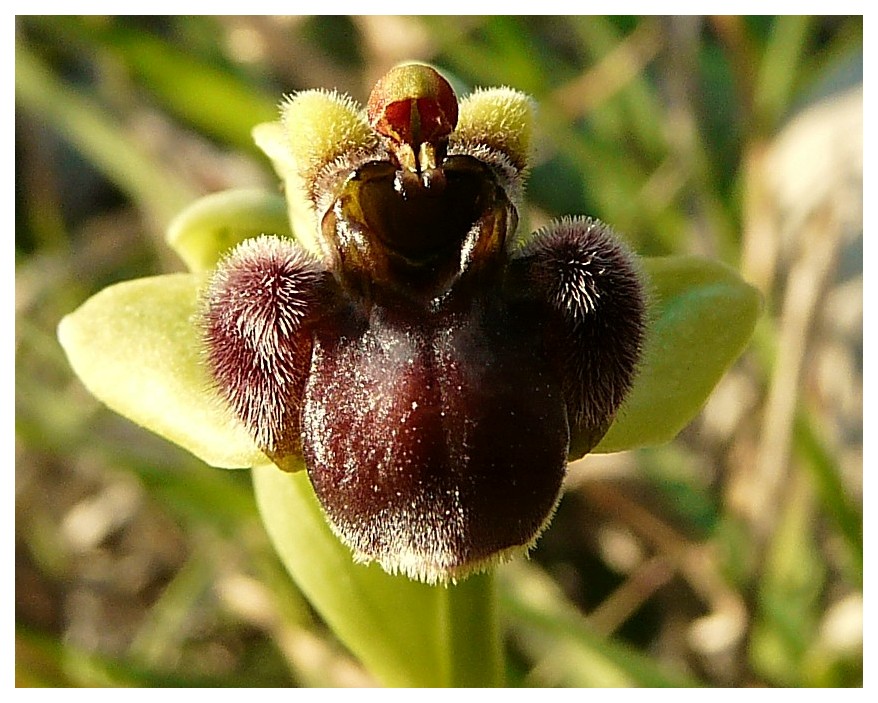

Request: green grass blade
left=15, top=44, right=195, bottom=228
left=794, top=409, right=863, bottom=581
left=500, top=563, right=699, bottom=687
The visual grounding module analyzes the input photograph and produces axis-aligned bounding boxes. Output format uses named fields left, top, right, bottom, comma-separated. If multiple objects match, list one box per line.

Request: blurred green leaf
left=749, top=472, right=825, bottom=686
left=104, top=24, right=279, bottom=151
left=638, top=443, right=719, bottom=534
left=34, top=16, right=279, bottom=151
left=500, top=563, right=698, bottom=687
left=594, top=255, right=762, bottom=454
left=124, top=450, right=259, bottom=532
left=794, top=409, right=863, bottom=581
left=15, top=44, right=195, bottom=227
left=753, top=16, right=813, bottom=131
left=427, top=17, right=551, bottom=96
left=16, top=626, right=276, bottom=687
left=570, top=16, right=667, bottom=158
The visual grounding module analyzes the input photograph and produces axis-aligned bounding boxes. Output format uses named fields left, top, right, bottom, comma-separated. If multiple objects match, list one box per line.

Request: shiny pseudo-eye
left=202, top=64, right=646, bottom=584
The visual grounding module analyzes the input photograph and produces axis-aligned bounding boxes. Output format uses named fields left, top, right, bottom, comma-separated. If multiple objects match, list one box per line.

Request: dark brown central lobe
left=301, top=294, right=569, bottom=567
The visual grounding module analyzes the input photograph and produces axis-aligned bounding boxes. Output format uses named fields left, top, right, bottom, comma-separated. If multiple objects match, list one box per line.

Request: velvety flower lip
left=200, top=63, right=647, bottom=583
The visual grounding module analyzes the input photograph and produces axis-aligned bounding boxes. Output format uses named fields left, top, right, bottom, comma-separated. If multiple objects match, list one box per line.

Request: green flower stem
left=441, top=571, right=503, bottom=687
left=252, top=464, right=505, bottom=687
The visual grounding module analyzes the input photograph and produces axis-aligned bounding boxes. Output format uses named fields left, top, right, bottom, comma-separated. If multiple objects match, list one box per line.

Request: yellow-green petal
left=280, top=89, right=377, bottom=187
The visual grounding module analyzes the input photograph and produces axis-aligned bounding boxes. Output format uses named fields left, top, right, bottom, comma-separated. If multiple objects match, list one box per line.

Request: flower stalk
left=252, top=464, right=502, bottom=687
left=442, top=571, right=504, bottom=687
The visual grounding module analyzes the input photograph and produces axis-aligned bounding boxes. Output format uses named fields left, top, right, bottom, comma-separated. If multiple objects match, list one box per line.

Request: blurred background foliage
left=15, top=15, right=862, bottom=687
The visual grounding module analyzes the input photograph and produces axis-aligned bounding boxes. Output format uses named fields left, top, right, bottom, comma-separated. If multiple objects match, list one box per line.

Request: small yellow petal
left=280, top=90, right=377, bottom=187
left=454, top=87, right=535, bottom=171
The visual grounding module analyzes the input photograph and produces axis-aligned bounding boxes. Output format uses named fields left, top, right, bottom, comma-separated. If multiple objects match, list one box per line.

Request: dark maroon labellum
left=202, top=64, right=645, bottom=583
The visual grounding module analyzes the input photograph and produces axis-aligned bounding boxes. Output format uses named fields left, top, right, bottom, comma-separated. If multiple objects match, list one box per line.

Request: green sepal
left=57, top=273, right=265, bottom=469
left=592, top=255, right=762, bottom=454
left=166, top=188, right=293, bottom=272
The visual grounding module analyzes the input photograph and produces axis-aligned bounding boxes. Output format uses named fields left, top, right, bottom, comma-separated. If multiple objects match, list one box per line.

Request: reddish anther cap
left=367, top=64, right=459, bottom=149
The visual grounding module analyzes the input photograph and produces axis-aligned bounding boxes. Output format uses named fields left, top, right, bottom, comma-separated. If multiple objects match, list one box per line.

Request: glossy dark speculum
left=202, top=64, right=646, bottom=583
